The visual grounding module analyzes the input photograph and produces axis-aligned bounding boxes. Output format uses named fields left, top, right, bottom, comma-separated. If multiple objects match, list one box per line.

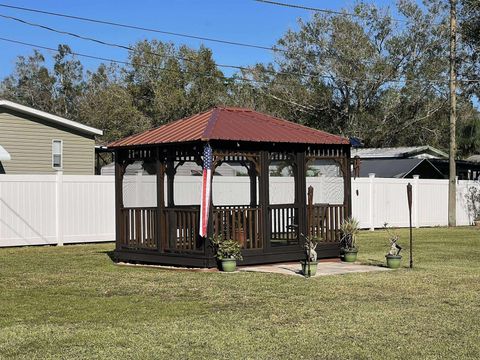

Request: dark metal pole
left=407, top=183, right=413, bottom=268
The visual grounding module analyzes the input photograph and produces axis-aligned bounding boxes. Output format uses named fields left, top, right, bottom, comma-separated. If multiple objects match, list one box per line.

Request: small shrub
left=210, top=235, right=243, bottom=260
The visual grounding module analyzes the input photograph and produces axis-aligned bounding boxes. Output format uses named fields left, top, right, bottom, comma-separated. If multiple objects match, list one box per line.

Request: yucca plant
left=340, top=217, right=360, bottom=251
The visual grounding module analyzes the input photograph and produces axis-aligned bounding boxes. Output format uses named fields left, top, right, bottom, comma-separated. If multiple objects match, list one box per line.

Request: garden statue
left=304, top=239, right=317, bottom=262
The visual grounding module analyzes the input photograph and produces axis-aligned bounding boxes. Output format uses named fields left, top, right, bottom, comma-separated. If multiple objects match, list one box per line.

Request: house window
left=52, top=140, right=63, bottom=169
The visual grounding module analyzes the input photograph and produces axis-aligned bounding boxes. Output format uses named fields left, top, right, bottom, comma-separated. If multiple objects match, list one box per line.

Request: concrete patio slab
left=239, top=261, right=391, bottom=277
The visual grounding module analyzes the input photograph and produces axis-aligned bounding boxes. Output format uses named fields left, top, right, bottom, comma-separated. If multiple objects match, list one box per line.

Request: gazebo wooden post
left=165, top=150, right=176, bottom=207
left=114, top=149, right=126, bottom=251
left=259, top=150, right=270, bottom=249
left=156, top=147, right=166, bottom=251
left=343, top=146, right=352, bottom=218
left=296, top=151, right=308, bottom=240
left=248, top=162, right=257, bottom=207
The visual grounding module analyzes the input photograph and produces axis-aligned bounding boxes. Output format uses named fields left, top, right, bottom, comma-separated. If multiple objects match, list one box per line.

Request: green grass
left=0, top=227, right=479, bottom=359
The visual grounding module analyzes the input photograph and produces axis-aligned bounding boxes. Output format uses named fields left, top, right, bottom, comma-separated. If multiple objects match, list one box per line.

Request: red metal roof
left=108, top=107, right=349, bottom=148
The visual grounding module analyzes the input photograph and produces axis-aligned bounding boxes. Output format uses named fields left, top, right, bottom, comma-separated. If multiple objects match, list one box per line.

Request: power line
left=0, top=5, right=458, bottom=84
left=0, top=2, right=285, bottom=53
left=0, top=13, right=333, bottom=81
left=254, top=0, right=408, bottom=23
left=1, top=34, right=479, bottom=85
left=0, top=13, right=299, bottom=76
left=0, top=37, right=330, bottom=115
left=0, top=36, right=277, bottom=87
left=0, top=36, right=322, bottom=111
left=1, top=36, right=479, bottom=118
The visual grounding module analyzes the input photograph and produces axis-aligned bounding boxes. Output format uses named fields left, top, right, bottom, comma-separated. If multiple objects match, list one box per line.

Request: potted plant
left=384, top=224, right=402, bottom=269
left=301, top=237, right=318, bottom=276
left=340, top=217, right=360, bottom=262
left=210, top=235, right=243, bottom=272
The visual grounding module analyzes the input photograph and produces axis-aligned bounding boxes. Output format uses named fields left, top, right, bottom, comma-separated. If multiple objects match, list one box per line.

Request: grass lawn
left=0, top=227, right=479, bottom=359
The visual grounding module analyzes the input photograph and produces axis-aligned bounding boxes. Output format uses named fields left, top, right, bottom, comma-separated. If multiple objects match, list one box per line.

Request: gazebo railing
left=120, top=207, right=158, bottom=250
left=212, top=205, right=262, bottom=250
left=308, top=204, right=346, bottom=242
left=163, top=206, right=201, bottom=252
left=119, top=203, right=345, bottom=253
left=120, top=206, right=201, bottom=252
left=269, top=204, right=299, bottom=246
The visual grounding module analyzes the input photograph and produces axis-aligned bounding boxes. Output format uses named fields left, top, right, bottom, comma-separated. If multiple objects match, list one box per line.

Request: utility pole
left=448, top=0, right=457, bottom=227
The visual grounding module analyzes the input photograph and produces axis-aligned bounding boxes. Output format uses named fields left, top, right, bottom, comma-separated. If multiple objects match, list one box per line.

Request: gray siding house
left=0, top=100, right=103, bottom=175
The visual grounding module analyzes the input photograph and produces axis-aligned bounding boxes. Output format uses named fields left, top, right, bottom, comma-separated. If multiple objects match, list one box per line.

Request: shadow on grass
left=97, top=250, right=116, bottom=262
left=361, top=258, right=387, bottom=267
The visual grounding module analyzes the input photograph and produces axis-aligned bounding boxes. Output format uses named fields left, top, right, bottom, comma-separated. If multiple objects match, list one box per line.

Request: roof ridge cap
left=201, top=108, right=220, bottom=140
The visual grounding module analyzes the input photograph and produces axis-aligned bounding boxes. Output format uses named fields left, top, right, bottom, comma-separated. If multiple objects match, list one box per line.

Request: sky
left=0, top=0, right=402, bottom=79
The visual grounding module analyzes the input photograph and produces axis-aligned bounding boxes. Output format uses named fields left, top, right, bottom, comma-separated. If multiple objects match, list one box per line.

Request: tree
left=0, top=50, right=55, bottom=112
left=52, top=44, right=85, bottom=119
left=458, top=0, right=480, bottom=99
left=125, top=40, right=228, bottom=126
left=231, top=0, right=478, bottom=152
left=78, top=64, right=151, bottom=144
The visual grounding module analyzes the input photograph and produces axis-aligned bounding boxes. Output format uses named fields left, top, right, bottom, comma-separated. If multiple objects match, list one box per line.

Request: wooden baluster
left=153, top=209, right=157, bottom=248
left=248, top=209, right=252, bottom=249
left=187, top=210, right=192, bottom=250
left=128, top=209, right=131, bottom=246
left=275, top=208, right=279, bottom=240
left=182, top=211, right=186, bottom=250
left=225, top=210, right=230, bottom=240
left=245, top=209, right=249, bottom=249
left=133, top=209, right=139, bottom=248
left=147, top=209, right=151, bottom=248
left=149, top=210, right=152, bottom=248
left=142, top=210, right=146, bottom=246
left=330, top=206, right=335, bottom=243
left=324, top=206, right=330, bottom=242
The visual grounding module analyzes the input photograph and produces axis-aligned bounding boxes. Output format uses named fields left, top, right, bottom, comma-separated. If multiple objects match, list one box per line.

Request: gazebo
left=108, top=107, right=352, bottom=267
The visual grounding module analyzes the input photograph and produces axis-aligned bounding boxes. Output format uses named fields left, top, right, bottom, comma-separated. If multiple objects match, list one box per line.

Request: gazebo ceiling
left=108, top=107, right=349, bottom=148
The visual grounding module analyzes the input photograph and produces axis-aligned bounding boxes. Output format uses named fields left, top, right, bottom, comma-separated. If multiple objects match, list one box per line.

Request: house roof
left=0, top=99, right=103, bottom=136
left=359, top=158, right=444, bottom=178
left=352, top=146, right=448, bottom=159
left=108, top=107, right=349, bottom=148
left=0, top=145, right=11, bottom=161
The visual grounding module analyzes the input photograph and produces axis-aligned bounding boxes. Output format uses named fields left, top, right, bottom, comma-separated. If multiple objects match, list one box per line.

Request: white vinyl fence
left=352, top=174, right=474, bottom=229
left=0, top=173, right=114, bottom=247
left=0, top=173, right=477, bottom=247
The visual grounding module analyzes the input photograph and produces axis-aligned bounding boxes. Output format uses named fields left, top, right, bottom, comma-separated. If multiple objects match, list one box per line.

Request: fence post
left=412, top=175, right=420, bottom=228
left=369, top=173, right=375, bottom=231
left=55, top=170, right=64, bottom=246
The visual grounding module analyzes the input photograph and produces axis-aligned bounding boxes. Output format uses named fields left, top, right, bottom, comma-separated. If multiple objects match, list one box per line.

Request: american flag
left=199, top=143, right=213, bottom=237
